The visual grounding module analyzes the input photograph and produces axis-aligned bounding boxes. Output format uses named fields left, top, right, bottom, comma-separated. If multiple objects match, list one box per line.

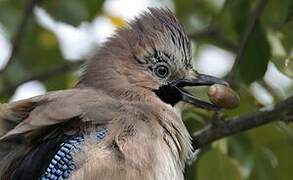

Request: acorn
left=208, top=84, right=240, bottom=109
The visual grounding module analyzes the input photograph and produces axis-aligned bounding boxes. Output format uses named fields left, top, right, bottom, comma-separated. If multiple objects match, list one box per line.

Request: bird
left=0, top=8, right=228, bottom=180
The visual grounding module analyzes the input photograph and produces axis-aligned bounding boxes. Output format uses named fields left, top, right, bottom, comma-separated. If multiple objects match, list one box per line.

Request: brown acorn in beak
left=208, top=84, right=240, bottom=109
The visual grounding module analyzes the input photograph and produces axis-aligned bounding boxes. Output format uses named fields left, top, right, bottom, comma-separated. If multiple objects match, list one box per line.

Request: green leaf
left=41, top=0, right=106, bottom=26
left=248, top=124, right=293, bottom=180
left=0, top=0, right=26, bottom=37
left=44, top=72, right=69, bottom=91
left=19, top=26, right=64, bottom=73
left=249, top=147, right=278, bottom=180
left=82, top=0, right=105, bottom=20
left=197, top=149, right=242, bottom=180
left=0, top=95, right=9, bottom=103
left=174, top=0, right=222, bottom=32
left=285, top=1, right=293, bottom=22
left=280, top=20, right=293, bottom=55
left=214, top=0, right=251, bottom=43
left=239, top=22, right=271, bottom=84
left=228, top=133, right=254, bottom=178
left=272, top=56, right=293, bottom=78
left=42, top=0, right=88, bottom=26
left=261, top=0, right=291, bottom=28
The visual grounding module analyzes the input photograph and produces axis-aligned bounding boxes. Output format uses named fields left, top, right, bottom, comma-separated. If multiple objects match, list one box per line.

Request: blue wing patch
left=41, top=128, right=107, bottom=180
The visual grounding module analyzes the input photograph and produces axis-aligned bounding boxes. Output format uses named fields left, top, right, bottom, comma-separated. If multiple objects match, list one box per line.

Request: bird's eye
left=154, top=65, right=169, bottom=78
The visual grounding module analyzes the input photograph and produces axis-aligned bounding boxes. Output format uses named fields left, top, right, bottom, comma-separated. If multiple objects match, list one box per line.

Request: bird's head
left=79, top=8, right=228, bottom=110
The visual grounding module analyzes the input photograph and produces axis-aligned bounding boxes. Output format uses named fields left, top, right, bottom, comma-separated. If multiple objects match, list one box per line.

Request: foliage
left=0, top=0, right=292, bottom=180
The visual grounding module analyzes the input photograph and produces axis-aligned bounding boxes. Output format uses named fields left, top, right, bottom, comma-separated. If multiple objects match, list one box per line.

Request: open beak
left=172, top=72, right=228, bottom=110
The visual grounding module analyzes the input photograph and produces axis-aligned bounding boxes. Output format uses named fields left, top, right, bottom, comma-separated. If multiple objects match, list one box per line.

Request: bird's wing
left=0, top=88, right=121, bottom=179
left=0, top=88, right=118, bottom=141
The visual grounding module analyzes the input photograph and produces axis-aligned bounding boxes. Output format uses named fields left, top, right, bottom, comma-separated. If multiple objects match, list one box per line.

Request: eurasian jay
left=0, top=8, right=228, bottom=180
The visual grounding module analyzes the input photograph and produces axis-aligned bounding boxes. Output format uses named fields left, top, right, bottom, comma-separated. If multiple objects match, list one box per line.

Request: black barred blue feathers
left=41, top=128, right=107, bottom=180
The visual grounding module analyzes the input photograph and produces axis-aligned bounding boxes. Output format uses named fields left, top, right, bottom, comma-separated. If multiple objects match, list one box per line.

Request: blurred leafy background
left=0, top=0, right=292, bottom=180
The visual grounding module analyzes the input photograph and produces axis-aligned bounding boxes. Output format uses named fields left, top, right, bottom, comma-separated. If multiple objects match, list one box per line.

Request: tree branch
left=226, top=0, right=268, bottom=83
left=0, top=60, right=83, bottom=96
left=0, top=0, right=42, bottom=75
left=192, top=95, right=293, bottom=150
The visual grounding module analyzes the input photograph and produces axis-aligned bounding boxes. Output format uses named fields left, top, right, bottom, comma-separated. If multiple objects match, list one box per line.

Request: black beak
left=172, top=73, right=228, bottom=110
left=175, top=73, right=228, bottom=87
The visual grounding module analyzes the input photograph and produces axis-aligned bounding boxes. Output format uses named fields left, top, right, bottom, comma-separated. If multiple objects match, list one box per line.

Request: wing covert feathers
left=0, top=89, right=116, bottom=141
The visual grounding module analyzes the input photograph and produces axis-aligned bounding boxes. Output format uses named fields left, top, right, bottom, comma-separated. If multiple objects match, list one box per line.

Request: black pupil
left=156, top=65, right=168, bottom=77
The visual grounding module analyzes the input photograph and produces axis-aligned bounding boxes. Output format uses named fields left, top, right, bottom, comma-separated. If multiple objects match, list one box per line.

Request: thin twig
left=0, top=0, right=41, bottom=75
left=0, top=60, right=83, bottom=96
left=226, top=0, right=269, bottom=83
left=192, top=95, right=293, bottom=149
